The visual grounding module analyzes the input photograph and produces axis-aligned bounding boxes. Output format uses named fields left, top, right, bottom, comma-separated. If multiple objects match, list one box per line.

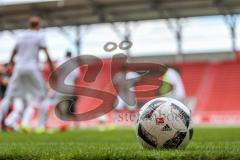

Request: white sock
left=37, top=98, right=50, bottom=129
left=21, top=106, right=34, bottom=128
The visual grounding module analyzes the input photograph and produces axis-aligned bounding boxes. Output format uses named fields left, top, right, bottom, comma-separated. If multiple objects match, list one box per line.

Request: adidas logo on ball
left=162, top=124, right=172, bottom=131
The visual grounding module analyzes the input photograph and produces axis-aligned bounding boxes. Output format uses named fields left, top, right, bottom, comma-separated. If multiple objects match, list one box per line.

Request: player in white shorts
left=0, top=16, right=54, bottom=130
left=5, top=51, right=80, bottom=132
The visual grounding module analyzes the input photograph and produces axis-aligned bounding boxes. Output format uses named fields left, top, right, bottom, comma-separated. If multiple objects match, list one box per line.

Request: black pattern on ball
left=137, top=124, right=157, bottom=148
left=163, top=131, right=187, bottom=149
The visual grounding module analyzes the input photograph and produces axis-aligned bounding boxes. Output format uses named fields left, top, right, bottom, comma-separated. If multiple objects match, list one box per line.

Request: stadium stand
left=175, top=62, right=209, bottom=97
left=44, top=58, right=240, bottom=125
left=7, top=56, right=239, bottom=127
left=194, top=60, right=240, bottom=124
left=75, top=59, right=240, bottom=125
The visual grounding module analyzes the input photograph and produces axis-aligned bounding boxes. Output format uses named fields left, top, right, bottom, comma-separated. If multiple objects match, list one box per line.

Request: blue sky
left=0, top=0, right=239, bottom=63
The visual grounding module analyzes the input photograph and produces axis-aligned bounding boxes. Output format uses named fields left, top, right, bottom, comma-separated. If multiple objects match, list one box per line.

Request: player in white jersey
left=162, top=68, right=185, bottom=101
left=114, top=71, right=140, bottom=111
left=97, top=67, right=140, bottom=130
left=0, top=16, right=54, bottom=130
left=34, top=51, right=80, bottom=132
left=5, top=51, right=80, bottom=132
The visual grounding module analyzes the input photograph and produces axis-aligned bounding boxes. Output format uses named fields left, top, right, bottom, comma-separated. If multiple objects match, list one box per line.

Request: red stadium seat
left=39, top=59, right=240, bottom=125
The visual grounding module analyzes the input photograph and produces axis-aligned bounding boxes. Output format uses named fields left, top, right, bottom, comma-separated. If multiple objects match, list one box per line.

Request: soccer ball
left=136, top=97, right=193, bottom=149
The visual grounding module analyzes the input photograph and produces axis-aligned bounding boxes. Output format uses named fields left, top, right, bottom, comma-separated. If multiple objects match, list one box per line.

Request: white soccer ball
left=136, top=97, right=193, bottom=149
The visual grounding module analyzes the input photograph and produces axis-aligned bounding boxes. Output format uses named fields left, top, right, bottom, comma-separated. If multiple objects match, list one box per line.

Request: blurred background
left=0, top=0, right=240, bottom=129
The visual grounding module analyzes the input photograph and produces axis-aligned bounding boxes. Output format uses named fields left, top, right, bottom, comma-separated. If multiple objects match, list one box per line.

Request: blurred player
left=32, top=51, right=80, bottom=133
left=0, top=16, right=54, bottom=130
left=99, top=66, right=140, bottom=129
left=114, top=68, right=140, bottom=111
left=161, top=67, right=185, bottom=101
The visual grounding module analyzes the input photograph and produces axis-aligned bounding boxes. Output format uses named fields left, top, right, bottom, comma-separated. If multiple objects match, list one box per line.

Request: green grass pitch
left=0, top=127, right=240, bottom=160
